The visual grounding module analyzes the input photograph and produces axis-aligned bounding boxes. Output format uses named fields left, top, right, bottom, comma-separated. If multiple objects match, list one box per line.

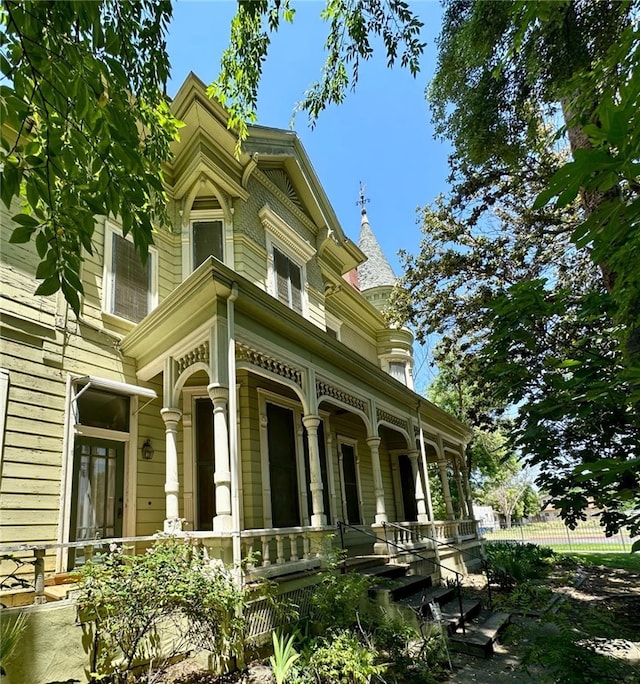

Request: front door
left=267, top=403, right=300, bottom=528
left=69, top=437, right=124, bottom=568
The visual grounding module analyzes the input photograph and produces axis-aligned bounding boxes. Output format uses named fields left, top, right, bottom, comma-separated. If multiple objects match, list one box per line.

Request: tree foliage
left=1, top=0, right=180, bottom=313
left=1, top=0, right=425, bottom=313
left=392, top=0, right=640, bottom=535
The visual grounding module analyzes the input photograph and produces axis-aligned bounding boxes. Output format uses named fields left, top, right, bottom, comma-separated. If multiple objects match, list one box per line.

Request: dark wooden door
left=267, top=403, right=300, bottom=527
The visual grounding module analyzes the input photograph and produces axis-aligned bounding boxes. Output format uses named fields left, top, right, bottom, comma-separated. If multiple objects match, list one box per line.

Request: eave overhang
left=121, top=259, right=471, bottom=444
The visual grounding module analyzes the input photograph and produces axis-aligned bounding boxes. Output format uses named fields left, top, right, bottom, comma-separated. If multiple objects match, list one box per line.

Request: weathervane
left=357, top=182, right=370, bottom=215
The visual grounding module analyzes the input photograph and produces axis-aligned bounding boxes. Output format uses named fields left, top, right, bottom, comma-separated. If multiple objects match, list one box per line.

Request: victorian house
left=0, top=74, right=478, bottom=594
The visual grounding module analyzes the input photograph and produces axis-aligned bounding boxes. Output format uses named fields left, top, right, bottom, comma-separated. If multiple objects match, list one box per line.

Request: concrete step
left=388, top=574, right=432, bottom=601
left=360, top=563, right=409, bottom=580
left=449, top=611, right=511, bottom=657
left=342, top=554, right=388, bottom=572
left=428, top=598, right=482, bottom=632
left=397, top=585, right=456, bottom=612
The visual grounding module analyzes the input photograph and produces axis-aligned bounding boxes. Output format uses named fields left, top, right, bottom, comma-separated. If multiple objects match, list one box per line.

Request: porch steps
left=449, top=610, right=511, bottom=657
left=358, top=562, right=510, bottom=658
left=387, top=574, right=433, bottom=601
left=360, top=563, right=408, bottom=581
left=397, top=585, right=456, bottom=611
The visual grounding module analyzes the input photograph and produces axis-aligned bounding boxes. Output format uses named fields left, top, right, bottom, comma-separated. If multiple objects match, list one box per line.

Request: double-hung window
left=388, top=361, right=408, bottom=385
left=103, top=223, right=157, bottom=323
left=259, top=205, right=314, bottom=318
left=273, top=247, right=303, bottom=313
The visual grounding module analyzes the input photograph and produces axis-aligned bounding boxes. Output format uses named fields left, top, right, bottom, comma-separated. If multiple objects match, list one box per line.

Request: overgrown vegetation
left=481, top=547, right=640, bottom=683
left=0, top=612, right=27, bottom=677
left=483, top=541, right=555, bottom=590
left=77, top=538, right=250, bottom=683
left=75, top=547, right=451, bottom=683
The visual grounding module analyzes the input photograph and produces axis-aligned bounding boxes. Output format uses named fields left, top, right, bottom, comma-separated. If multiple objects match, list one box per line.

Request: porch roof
left=121, top=258, right=472, bottom=444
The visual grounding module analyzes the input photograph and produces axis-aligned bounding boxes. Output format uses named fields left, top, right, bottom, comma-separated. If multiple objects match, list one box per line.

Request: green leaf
left=34, top=277, right=61, bottom=297
left=9, top=224, right=37, bottom=244
left=11, top=213, right=40, bottom=228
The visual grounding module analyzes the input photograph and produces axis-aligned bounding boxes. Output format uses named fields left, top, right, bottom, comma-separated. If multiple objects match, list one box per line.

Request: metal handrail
left=336, top=520, right=466, bottom=635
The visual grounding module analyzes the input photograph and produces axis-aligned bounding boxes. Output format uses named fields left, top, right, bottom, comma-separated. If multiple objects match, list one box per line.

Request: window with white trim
left=103, top=223, right=157, bottom=323
left=273, top=246, right=303, bottom=313
left=259, top=204, right=314, bottom=318
left=388, top=362, right=407, bottom=385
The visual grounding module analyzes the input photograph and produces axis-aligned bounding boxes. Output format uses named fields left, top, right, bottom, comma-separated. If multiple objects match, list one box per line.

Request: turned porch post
left=408, top=449, right=428, bottom=522
left=208, top=384, right=232, bottom=531
left=161, top=407, right=183, bottom=532
left=436, top=435, right=455, bottom=519
left=302, top=414, right=327, bottom=527
left=453, top=455, right=468, bottom=519
left=367, top=436, right=387, bottom=524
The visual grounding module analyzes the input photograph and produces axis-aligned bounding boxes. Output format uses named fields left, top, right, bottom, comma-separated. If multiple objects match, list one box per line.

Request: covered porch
left=112, top=257, right=479, bottom=579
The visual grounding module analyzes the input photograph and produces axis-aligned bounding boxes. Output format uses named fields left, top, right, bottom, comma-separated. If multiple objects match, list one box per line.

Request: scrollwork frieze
left=376, top=409, right=408, bottom=433
left=315, top=380, right=366, bottom=413
left=236, top=342, right=303, bottom=387
left=177, top=343, right=209, bottom=374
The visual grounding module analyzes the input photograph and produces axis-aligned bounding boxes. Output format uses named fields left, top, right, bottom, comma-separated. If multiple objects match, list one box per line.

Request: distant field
left=482, top=519, right=635, bottom=553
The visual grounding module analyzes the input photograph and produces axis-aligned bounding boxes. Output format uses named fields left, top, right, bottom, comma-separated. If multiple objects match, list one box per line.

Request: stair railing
left=336, top=520, right=466, bottom=635
left=383, top=521, right=490, bottom=612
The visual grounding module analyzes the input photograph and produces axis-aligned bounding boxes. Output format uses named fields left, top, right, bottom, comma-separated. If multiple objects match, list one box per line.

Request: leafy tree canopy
left=1, top=0, right=425, bottom=313
left=392, top=0, right=640, bottom=535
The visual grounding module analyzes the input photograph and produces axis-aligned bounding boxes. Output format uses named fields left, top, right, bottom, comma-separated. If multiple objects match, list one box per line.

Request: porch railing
left=0, top=520, right=478, bottom=605
left=0, top=526, right=336, bottom=605
left=380, top=519, right=478, bottom=547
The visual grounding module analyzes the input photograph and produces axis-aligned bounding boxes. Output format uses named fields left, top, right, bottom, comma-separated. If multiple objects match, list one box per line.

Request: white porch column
left=408, top=449, right=428, bottom=523
left=208, top=384, right=232, bottom=531
left=367, top=436, right=387, bottom=524
left=161, top=407, right=182, bottom=533
left=437, top=435, right=455, bottom=519
left=302, top=414, right=326, bottom=527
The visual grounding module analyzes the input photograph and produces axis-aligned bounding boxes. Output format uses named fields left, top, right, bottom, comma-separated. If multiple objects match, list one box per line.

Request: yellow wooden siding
left=238, top=371, right=264, bottom=529
left=233, top=237, right=267, bottom=289
left=340, top=324, right=378, bottom=364
left=135, top=375, right=167, bottom=536
left=0, top=334, right=66, bottom=547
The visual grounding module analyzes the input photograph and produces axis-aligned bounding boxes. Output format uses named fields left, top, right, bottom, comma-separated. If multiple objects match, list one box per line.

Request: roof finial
left=356, top=181, right=370, bottom=215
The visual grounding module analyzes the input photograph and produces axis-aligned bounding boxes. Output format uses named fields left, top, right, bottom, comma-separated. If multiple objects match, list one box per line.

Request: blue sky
left=166, top=1, right=450, bottom=388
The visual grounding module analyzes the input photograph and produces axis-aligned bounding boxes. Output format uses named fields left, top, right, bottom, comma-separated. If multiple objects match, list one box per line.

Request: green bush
left=77, top=538, right=249, bottom=683
left=483, top=542, right=555, bottom=588
left=309, top=565, right=375, bottom=632
left=306, top=630, right=384, bottom=683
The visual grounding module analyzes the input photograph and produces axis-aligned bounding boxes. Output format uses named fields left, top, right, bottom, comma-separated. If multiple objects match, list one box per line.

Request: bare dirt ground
left=448, top=562, right=640, bottom=683
left=158, top=561, right=640, bottom=684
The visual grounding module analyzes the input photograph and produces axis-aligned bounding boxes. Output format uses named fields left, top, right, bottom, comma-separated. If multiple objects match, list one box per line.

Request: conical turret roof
left=357, top=209, right=396, bottom=290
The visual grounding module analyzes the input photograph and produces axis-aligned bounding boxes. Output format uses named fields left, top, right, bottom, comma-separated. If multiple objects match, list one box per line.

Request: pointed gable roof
left=357, top=209, right=396, bottom=290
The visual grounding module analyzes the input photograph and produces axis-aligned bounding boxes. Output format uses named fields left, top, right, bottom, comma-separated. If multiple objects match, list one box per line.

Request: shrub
left=77, top=538, right=249, bottom=683
left=309, top=565, right=375, bottom=632
left=483, top=542, right=555, bottom=589
left=306, top=630, right=384, bottom=683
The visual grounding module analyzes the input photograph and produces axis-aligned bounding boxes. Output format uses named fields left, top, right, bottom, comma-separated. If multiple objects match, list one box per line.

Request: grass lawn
left=545, top=542, right=629, bottom=553
left=567, top=551, right=640, bottom=573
